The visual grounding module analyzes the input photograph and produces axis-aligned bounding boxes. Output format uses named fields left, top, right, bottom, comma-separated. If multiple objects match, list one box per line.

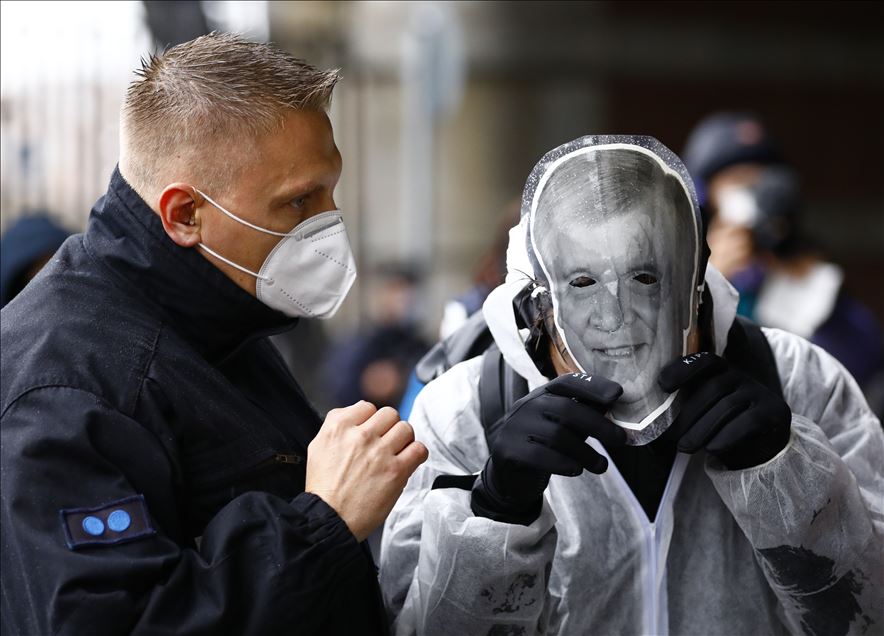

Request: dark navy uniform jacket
left=0, top=169, right=387, bottom=635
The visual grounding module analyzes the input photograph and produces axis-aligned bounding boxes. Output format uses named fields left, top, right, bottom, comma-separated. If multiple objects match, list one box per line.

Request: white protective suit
left=380, top=224, right=884, bottom=634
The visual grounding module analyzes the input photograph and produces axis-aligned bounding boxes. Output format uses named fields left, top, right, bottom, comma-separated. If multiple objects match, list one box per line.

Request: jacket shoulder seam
left=132, top=322, right=165, bottom=416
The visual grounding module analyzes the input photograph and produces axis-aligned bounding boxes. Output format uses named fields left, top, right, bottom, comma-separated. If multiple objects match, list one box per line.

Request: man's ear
left=158, top=184, right=204, bottom=248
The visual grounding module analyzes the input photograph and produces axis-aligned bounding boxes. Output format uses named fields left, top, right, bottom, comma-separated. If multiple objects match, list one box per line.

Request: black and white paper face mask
left=525, top=136, right=702, bottom=445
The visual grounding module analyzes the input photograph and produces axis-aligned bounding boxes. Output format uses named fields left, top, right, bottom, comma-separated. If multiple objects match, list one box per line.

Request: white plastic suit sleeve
left=380, top=358, right=558, bottom=636
left=707, top=327, right=884, bottom=634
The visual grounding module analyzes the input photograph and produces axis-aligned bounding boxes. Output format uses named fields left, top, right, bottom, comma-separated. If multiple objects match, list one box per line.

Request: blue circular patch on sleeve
left=107, top=509, right=131, bottom=532
left=82, top=516, right=105, bottom=536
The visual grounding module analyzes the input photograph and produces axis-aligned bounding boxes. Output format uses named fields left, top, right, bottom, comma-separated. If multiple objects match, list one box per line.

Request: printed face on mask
left=536, top=203, right=676, bottom=420
left=531, top=147, right=697, bottom=427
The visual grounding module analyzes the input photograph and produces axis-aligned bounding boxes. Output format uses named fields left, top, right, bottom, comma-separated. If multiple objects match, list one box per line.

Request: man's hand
left=472, top=372, right=625, bottom=525
left=305, top=402, right=428, bottom=542
left=658, top=352, right=791, bottom=470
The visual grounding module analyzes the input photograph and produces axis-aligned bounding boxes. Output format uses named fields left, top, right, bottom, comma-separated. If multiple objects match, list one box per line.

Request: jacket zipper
left=250, top=452, right=303, bottom=471
left=190, top=450, right=303, bottom=490
left=272, top=453, right=302, bottom=465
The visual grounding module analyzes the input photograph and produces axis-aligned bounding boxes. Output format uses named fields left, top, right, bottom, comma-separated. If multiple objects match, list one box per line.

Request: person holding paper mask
left=380, top=136, right=883, bottom=635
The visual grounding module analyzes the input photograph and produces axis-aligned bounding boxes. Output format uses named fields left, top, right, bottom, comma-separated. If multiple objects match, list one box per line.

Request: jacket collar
left=83, top=167, right=296, bottom=361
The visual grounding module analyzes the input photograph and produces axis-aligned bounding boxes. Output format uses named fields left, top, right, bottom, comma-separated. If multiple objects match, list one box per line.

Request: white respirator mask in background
left=194, top=189, right=357, bottom=319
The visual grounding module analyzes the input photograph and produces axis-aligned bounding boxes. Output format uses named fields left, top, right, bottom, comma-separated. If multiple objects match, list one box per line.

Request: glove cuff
left=470, top=460, right=544, bottom=526
left=716, top=415, right=792, bottom=470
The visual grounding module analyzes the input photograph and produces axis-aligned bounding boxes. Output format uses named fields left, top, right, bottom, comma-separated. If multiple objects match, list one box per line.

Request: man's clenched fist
left=306, top=402, right=428, bottom=542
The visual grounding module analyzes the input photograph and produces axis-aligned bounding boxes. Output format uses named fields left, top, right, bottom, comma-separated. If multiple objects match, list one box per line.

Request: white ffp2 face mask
left=194, top=190, right=357, bottom=320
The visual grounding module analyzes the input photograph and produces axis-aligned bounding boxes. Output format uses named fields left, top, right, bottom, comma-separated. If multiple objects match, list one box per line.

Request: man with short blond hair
left=1, top=32, right=426, bottom=635
left=120, top=32, right=340, bottom=205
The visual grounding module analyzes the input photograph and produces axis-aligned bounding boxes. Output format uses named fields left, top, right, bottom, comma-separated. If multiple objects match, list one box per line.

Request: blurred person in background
left=0, top=33, right=428, bottom=635
left=683, top=112, right=884, bottom=415
left=399, top=199, right=519, bottom=419
left=0, top=212, right=70, bottom=307
left=438, top=198, right=520, bottom=340
left=380, top=135, right=882, bottom=635
left=323, top=264, right=430, bottom=410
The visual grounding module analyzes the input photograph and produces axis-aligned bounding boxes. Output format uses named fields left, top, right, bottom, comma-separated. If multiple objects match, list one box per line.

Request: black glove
left=471, top=372, right=625, bottom=525
left=658, top=351, right=791, bottom=470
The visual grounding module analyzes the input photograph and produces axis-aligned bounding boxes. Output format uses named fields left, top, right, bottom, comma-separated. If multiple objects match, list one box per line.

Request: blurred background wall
left=2, top=0, right=882, bottom=341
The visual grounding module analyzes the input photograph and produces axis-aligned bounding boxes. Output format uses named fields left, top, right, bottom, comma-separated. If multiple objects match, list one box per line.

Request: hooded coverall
left=380, top=266, right=883, bottom=635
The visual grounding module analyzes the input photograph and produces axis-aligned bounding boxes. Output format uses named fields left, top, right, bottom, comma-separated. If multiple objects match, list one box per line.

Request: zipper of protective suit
left=588, top=440, right=688, bottom=635
left=647, top=455, right=689, bottom=635
left=646, top=521, right=658, bottom=635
